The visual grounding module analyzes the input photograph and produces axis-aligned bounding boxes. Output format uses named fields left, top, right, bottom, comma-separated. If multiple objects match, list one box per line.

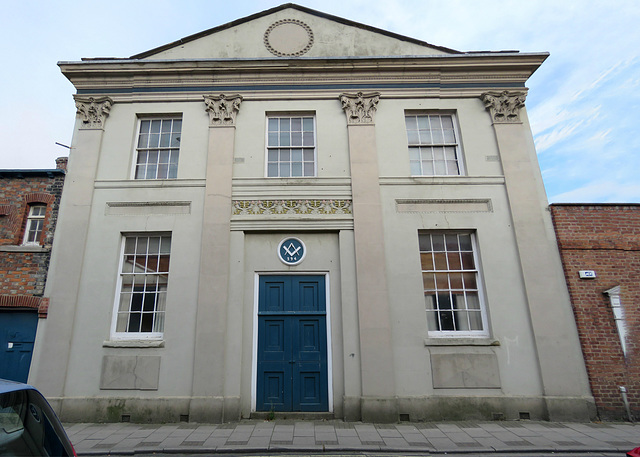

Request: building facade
left=0, top=158, right=66, bottom=382
left=551, top=204, right=639, bottom=421
left=30, top=5, right=595, bottom=423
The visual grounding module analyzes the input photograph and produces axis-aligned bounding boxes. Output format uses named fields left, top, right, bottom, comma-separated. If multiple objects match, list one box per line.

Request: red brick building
left=0, top=158, right=66, bottom=382
left=550, top=204, right=639, bottom=421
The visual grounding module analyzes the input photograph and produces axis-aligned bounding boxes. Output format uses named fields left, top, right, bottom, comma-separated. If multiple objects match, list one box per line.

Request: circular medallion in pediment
left=264, top=19, right=314, bottom=57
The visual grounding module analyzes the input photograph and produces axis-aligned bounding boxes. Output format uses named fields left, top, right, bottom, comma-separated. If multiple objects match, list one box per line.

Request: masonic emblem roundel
left=278, top=237, right=306, bottom=265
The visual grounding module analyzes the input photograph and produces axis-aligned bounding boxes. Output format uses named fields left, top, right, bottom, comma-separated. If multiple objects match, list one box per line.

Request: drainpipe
left=620, top=386, right=634, bottom=422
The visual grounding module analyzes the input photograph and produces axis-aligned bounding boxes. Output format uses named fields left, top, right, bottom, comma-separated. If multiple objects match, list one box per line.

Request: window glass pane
left=410, top=161, right=422, bottom=175
left=433, top=253, right=448, bottom=270
left=455, top=310, right=470, bottom=331
left=431, top=235, right=445, bottom=251
left=466, top=292, right=481, bottom=309
left=267, top=163, right=278, bottom=177
left=468, top=310, right=483, bottom=330
left=291, top=117, right=302, bottom=131
left=280, top=163, right=290, bottom=177
left=422, top=273, right=435, bottom=290
left=405, top=116, right=417, bottom=130
left=459, top=234, right=472, bottom=251
left=280, top=118, right=290, bottom=131
left=303, top=162, right=314, bottom=176
left=445, top=234, right=459, bottom=252
left=159, top=133, right=170, bottom=147
left=434, top=273, right=449, bottom=289
left=441, top=116, right=453, bottom=128
left=140, top=120, right=150, bottom=133
left=447, top=160, right=459, bottom=175
left=434, top=161, right=447, bottom=175
left=418, top=234, right=432, bottom=252
left=407, top=130, right=419, bottom=144
left=417, top=116, right=429, bottom=129
left=303, top=132, right=314, bottom=146
left=268, top=118, right=278, bottom=132
left=303, top=117, right=314, bottom=131
left=461, top=252, right=475, bottom=270
left=291, top=149, right=302, bottom=162
left=303, top=150, right=314, bottom=161
left=138, top=133, right=148, bottom=148
left=150, top=120, right=161, bottom=133
left=280, top=150, right=290, bottom=161
left=291, top=131, right=302, bottom=146
left=291, top=162, right=303, bottom=176
left=447, top=252, right=462, bottom=270
left=280, top=131, right=290, bottom=146
left=268, top=132, right=278, bottom=146
left=173, top=119, right=182, bottom=132
left=449, top=273, right=464, bottom=290
left=443, top=128, right=456, bottom=143
left=161, top=120, right=172, bottom=133
left=426, top=310, right=438, bottom=331
left=431, top=129, right=444, bottom=144
left=420, top=252, right=434, bottom=269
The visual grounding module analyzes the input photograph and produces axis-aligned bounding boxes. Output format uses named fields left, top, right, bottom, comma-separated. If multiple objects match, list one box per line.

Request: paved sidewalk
left=65, top=420, right=639, bottom=456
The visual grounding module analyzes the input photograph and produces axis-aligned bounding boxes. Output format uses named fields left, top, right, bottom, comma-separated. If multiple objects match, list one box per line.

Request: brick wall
left=0, top=168, right=65, bottom=314
left=550, top=204, right=640, bottom=421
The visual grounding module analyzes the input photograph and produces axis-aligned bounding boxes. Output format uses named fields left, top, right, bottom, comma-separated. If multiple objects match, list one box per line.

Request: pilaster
left=29, top=96, right=113, bottom=397
left=190, top=94, right=243, bottom=422
left=340, top=92, right=397, bottom=422
left=482, top=91, right=594, bottom=420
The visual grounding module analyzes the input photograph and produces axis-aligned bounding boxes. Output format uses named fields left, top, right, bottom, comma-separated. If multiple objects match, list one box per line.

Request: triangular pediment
left=133, top=4, right=458, bottom=60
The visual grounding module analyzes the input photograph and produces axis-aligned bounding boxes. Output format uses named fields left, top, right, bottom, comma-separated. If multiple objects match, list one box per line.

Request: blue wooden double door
left=257, top=275, right=329, bottom=412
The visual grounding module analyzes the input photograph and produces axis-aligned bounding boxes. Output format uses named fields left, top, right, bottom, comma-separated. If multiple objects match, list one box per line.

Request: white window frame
left=605, top=286, right=628, bottom=356
left=419, top=231, right=489, bottom=337
left=132, top=117, right=182, bottom=180
left=265, top=114, right=317, bottom=178
left=22, top=204, right=46, bottom=245
left=110, top=234, right=171, bottom=340
left=406, top=113, right=464, bottom=176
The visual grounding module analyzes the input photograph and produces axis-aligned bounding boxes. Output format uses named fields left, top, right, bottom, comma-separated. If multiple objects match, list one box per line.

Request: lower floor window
left=113, top=234, right=171, bottom=337
left=419, top=231, right=487, bottom=335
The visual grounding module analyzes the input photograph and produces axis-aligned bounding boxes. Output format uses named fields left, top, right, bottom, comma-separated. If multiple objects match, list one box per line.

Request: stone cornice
left=203, top=94, right=243, bottom=126
left=60, top=53, right=548, bottom=90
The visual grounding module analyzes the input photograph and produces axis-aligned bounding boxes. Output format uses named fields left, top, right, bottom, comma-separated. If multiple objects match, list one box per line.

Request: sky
left=1, top=1, right=639, bottom=203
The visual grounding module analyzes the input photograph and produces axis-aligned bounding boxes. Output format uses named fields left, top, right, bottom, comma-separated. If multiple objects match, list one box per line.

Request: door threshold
left=251, top=411, right=334, bottom=421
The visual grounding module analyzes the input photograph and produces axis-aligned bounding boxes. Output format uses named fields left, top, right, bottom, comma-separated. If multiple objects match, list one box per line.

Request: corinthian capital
left=482, top=91, right=527, bottom=123
left=204, top=94, right=243, bottom=126
left=339, top=92, right=380, bottom=125
left=75, top=96, right=113, bottom=129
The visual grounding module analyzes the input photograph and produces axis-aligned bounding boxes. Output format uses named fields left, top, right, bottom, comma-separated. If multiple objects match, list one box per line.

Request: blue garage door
left=0, top=311, right=38, bottom=382
left=257, top=275, right=328, bottom=412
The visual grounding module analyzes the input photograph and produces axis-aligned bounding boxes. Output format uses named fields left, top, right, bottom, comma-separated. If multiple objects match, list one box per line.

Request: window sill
left=424, top=337, right=500, bottom=347
left=103, top=339, right=165, bottom=348
left=0, top=245, right=50, bottom=252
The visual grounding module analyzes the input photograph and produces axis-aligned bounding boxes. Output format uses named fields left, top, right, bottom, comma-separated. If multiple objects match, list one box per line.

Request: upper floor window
left=266, top=115, right=316, bottom=177
left=134, top=118, right=181, bottom=179
left=406, top=114, right=462, bottom=176
left=605, top=286, right=628, bottom=356
left=22, top=204, right=46, bottom=245
left=419, top=232, right=487, bottom=336
left=112, top=234, right=171, bottom=339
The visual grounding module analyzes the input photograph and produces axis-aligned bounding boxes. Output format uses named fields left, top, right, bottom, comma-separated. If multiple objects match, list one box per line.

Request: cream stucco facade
left=30, top=4, right=595, bottom=423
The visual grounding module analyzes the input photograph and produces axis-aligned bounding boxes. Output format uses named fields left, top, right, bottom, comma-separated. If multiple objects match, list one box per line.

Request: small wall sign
left=579, top=270, right=596, bottom=279
left=278, top=237, right=306, bottom=265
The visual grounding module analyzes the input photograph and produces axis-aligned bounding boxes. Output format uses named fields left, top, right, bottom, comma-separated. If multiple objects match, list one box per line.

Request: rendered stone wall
left=550, top=204, right=640, bottom=421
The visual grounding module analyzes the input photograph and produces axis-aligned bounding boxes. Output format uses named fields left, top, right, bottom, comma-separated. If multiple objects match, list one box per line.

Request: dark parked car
left=0, top=379, right=75, bottom=456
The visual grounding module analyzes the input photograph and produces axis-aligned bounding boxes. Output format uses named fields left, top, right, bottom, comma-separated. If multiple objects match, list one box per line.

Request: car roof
left=0, top=378, right=36, bottom=395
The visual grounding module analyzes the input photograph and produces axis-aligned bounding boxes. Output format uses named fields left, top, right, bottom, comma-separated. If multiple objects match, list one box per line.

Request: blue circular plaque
left=278, top=237, right=306, bottom=265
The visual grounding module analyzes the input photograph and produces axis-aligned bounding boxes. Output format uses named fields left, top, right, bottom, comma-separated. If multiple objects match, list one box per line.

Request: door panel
left=0, top=312, right=38, bottom=383
left=257, top=275, right=328, bottom=412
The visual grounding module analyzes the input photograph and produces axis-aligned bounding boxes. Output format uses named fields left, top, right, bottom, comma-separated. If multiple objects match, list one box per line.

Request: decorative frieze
left=75, top=96, right=113, bottom=129
left=203, top=94, right=243, bottom=126
left=481, top=91, right=527, bottom=123
left=339, top=92, right=380, bottom=125
left=233, top=199, right=352, bottom=216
